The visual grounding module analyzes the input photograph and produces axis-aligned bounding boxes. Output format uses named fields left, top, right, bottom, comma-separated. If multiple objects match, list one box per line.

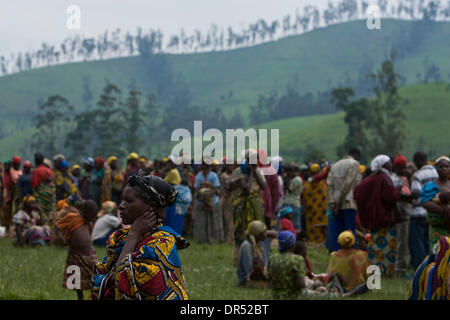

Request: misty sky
left=0, top=0, right=337, bottom=56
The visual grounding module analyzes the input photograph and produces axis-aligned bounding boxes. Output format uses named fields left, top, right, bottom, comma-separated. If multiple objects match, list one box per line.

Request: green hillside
left=261, top=83, right=450, bottom=163
left=1, top=19, right=449, bottom=131
left=2, top=83, right=446, bottom=164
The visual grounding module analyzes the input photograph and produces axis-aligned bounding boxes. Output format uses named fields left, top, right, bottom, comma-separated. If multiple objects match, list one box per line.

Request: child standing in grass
left=55, top=199, right=98, bottom=300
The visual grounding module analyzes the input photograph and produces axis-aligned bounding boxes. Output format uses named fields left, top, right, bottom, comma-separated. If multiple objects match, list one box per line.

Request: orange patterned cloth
left=55, top=211, right=85, bottom=243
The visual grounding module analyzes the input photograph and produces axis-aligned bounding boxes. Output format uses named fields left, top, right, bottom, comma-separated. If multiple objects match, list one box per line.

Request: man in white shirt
left=326, top=148, right=362, bottom=251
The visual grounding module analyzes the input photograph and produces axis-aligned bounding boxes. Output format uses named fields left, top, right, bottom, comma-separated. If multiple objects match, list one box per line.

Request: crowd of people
left=0, top=148, right=448, bottom=300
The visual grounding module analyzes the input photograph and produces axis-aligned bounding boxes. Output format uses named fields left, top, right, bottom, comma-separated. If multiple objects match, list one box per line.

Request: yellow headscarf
left=23, top=195, right=36, bottom=204
left=245, top=220, right=267, bottom=259
left=337, top=230, right=355, bottom=248
left=310, top=163, right=320, bottom=174
left=127, top=152, right=139, bottom=160
left=107, top=156, right=118, bottom=165
left=359, top=164, right=367, bottom=174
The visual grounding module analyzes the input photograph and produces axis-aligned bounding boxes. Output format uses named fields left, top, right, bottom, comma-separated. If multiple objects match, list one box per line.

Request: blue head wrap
left=278, top=230, right=296, bottom=252
left=239, top=161, right=249, bottom=175
left=278, top=205, right=294, bottom=219
left=84, top=157, right=94, bottom=167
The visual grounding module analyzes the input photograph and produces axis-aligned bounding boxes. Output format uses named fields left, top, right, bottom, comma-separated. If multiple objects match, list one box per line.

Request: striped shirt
left=410, top=165, right=438, bottom=218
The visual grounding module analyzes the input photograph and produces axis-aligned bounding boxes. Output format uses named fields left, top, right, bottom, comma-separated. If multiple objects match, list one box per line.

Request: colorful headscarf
left=22, top=195, right=36, bottom=204
left=359, top=164, right=367, bottom=174
left=370, top=155, right=390, bottom=172
left=127, top=175, right=178, bottom=208
left=23, top=161, right=32, bottom=168
left=278, top=205, right=294, bottom=219
left=94, top=157, right=105, bottom=168
left=84, top=157, right=94, bottom=167
left=59, top=160, right=69, bottom=170
left=310, top=163, right=320, bottom=174
left=57, top=199, right=69, bottom=211
left=278, top=230, right=296, bottom=252
left=337, top=230, right=355, bottom=248
left=435, top=156, right=450, bottom=165
left=12, top=156, right=22, bottom=164
left=394, top=155, right=408, bottom=168
left=98, top=200, right=118, bottom=217
left=245, top=220, right=267, bottom=260
left=128, top=152, right=139, bottom=160
left=107, top=156, right=118, bottom=166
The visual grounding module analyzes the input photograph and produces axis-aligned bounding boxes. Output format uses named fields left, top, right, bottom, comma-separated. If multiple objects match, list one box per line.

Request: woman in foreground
left=90, top=174, right=190, bottom=300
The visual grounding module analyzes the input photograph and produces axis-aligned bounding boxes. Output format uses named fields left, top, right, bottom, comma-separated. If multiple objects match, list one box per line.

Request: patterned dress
left=408, top=236, right=450, bottom=300
left=33, top=183, right=56, bottom=224
left=90, top=225, right=189, bottom=300
left=367, top=225, right=397, bottom=277
left=267, top=252, right=306, bottom=299
left=12, top=209, right=52, bottom=245
left=302, top=180, right=328, bottom=243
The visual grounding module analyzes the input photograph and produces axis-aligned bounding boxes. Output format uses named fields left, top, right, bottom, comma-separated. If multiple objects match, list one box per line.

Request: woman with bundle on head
left=90, top=174, right=190, bottom=300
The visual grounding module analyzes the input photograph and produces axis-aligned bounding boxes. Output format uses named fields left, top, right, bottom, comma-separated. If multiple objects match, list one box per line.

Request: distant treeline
left=2, top=0, right=450, bottom=75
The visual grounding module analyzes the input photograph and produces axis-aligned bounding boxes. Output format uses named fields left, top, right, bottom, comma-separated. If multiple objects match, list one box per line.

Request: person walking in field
left=56, top=199, right=98, bottom=300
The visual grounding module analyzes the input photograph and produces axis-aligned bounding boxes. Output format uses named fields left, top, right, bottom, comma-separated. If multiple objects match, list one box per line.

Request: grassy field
left=0, top=237, right=412, bottom=300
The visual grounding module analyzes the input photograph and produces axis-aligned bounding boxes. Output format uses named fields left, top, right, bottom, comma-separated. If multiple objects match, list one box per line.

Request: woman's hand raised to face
left=129, top=210, right=158, bottom=238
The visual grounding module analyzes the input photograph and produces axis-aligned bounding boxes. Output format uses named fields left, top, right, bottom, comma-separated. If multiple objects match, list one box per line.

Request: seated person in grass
left=237, top=220, right=272, bottom=287
left=55, top=199, right=98, bottom=300
left=12, top=195, right=52, bottom=246
left=267, top=230, right=306, bottom=299
left=326, top=230, right=370, bottom=297
left=92, top=201, right=122, bottom=247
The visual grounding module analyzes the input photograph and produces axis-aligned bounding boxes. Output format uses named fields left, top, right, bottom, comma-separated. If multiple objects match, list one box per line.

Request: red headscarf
left=12, top=156, right=22, bottom=165
left=393, top=155, right=407, bottom=168
left=94, top=157, right=105, bottom=168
